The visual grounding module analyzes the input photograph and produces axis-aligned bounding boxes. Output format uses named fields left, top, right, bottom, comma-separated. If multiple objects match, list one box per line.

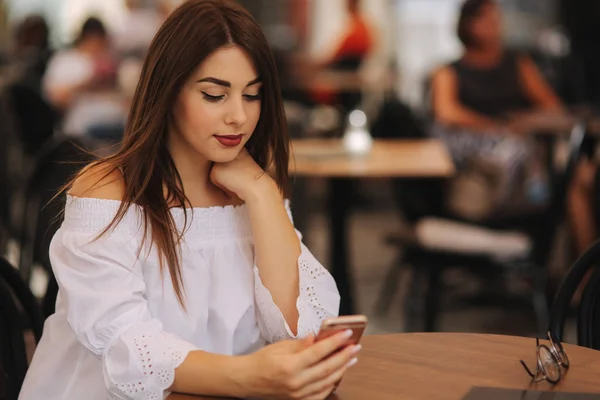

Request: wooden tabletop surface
left=168, top=333, right=600, bottom=400
left=289, top=139, right=455, bottom=178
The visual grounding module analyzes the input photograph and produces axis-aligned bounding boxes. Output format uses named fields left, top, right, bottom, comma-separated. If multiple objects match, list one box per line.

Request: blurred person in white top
left=19, top=1, right=351, bottom=400
left=43, top=17, right=126, bottom=137
left=114, top=0, right=163, bottom=57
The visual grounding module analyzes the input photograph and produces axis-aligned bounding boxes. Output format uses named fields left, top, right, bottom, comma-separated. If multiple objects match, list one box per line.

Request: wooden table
left=289, top=139, right=455, bottom=314
left=168, top=333, right=600, bottom=400
left=290, top=139, right=455, bottom=178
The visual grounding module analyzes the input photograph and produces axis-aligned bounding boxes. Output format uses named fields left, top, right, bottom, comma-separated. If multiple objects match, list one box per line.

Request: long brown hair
left=80, top=0, right=289, bottom=307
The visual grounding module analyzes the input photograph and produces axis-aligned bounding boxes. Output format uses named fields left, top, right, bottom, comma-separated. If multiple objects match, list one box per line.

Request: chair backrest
left=3, top=81, right=57, bottom=155
left=0, top=257, right=43, bottom=397
left=0, top=87, right=23, bottom=235
left=18, top=137, right=96, bottom=285
left=0, top=257, right=44, bottom=342
left=553, top=121, right=596, bottom=221
left=370, top=96, right=428, bottom=140
left=550, top=239, right=600, bottom=346
left=529, top=121, right=596, bottom=268
left=0, top=269, right=30, bottom=399
left=578, top=264, right=600, bottom=350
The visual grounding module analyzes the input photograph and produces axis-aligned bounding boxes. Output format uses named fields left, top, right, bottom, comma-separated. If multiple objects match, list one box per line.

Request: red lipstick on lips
left=214, top=134, right=243, bottom=147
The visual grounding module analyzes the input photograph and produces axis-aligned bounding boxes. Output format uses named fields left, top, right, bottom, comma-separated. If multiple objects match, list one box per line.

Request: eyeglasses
left=519, top=331, right=570, bottom=384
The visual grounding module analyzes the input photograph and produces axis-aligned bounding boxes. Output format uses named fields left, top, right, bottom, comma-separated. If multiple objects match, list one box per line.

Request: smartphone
left=315, top=315, right=368, bottom=345
left=316, top=315, right=367, bottom=391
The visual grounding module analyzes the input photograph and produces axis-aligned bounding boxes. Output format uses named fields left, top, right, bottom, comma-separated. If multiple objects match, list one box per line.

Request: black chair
left=0, top=257, right=44, bottom=400
left=0, top=81, right=57, bottom=256
left=377, top=121, right=594, bottom=334
left=0, top=88, right=23, bottom=255
left=550, top=239, right=600, bottom=350
left=0, top=277, right=28, bottom=400
left=2, top=81, right=57, bottom=156
left=0, top=257, right=44, bottom=343
left=17, top=137, right=95, bottom=317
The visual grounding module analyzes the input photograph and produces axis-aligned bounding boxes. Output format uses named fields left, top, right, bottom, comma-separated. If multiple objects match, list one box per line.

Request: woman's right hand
left=241, top=330, right=360, bottom=400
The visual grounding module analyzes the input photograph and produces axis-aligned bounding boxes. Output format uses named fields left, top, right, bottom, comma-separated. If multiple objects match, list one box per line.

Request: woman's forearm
left=170, top=350, right=250, bottom=397
left=245, top=177, right=301, bottom=334
left=437, top=105, right=502, bottom=131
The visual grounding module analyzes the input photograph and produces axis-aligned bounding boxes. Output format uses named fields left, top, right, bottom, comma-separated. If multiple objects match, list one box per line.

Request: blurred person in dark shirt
left=431, top=0, right=563, bottom=211
left=2, top=15, right=57, bottom=154
left=7, top=15, right=52, bottom=88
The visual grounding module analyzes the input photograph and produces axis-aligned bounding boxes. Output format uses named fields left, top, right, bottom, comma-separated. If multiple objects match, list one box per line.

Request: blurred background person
left=8, top=15, right=52, bottom=89
left=288, top=0, right=378, bottom=116
left=310, top=0, right=375, bottom=111
left=0, top=14, right=57, bottom=159
left=432, top=0, right=563, bottom=212
left=562, top=0, right=600, bottom=258
left=113, top=0, right=168, bottom=108
left=113, top=0, right=163, bottom=58
left=568, top=158, right=598, bottom=256
left=43, top=17, right=126, bottom=139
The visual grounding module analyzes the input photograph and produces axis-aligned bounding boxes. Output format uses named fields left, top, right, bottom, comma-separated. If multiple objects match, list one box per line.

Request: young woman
left=19, top=1, right=352, bottom=399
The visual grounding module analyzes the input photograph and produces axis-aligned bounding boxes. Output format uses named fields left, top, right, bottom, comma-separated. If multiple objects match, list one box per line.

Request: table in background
left=168, top=333, right=600, bottom=400
left=289, top=139, right=455, bottom=315
left=509, top=111, right=600, bottom=202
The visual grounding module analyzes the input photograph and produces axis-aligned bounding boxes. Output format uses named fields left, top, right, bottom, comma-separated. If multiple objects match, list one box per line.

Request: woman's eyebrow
left=196, top=76, right=262, bottom=87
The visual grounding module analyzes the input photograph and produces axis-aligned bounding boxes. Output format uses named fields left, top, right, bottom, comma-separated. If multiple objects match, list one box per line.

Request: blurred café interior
left=3, top=0, right=600, bottom=396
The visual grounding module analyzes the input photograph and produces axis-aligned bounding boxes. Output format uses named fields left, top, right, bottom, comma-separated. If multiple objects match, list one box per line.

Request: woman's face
left=469, top=2, right=502, bottom=48
left=170, top=45, right=262, bottom=164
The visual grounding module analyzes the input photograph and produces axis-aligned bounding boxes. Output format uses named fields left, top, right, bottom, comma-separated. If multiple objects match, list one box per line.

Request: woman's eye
left=243, top=93, right=262, bottom=101
left=202, top=92, right=225, bottom=102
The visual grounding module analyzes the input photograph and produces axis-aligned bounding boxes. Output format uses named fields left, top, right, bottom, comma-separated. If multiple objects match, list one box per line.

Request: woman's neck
left=462, top=45, right=503, bottom=68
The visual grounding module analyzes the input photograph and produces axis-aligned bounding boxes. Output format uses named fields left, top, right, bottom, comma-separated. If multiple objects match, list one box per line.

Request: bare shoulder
left=432, top=65, right=455, bottom=83
left=69, top=161, right=125, bottom=201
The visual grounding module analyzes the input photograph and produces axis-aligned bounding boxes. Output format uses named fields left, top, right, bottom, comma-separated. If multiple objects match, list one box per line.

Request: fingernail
left=351, top=344, right=362, bottom=354
left=342, top=329, right=353, bottom=338
left=346, top=357, right=358, bottom=367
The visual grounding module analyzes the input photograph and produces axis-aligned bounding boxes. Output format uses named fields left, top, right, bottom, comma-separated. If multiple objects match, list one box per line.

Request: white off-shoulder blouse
left=19, top=196, right=340, bottom=400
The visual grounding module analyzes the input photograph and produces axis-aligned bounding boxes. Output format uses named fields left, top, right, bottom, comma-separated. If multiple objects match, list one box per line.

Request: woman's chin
left=209, top=148, right=242, bottom=163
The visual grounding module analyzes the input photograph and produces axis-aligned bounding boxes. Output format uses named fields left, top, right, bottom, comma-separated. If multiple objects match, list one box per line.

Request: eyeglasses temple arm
left=520, top=360, right=536, bottom=378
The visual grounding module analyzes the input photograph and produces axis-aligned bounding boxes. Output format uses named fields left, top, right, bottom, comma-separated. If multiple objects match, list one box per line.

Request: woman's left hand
left=210, top=148, right=277, bottom=201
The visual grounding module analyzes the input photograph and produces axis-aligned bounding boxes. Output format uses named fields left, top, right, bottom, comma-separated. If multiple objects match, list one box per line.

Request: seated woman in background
left=43, top=17, right=126, bottom=138
left=283, top=0, right=376, bottom=112
left=311, top=0, right=375, bottom=110
left=20, top=1, right=350, bottom=399
left=432, top=0, right=563, bottom=209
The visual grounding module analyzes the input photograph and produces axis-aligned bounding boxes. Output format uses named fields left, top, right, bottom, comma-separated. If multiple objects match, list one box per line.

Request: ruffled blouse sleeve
left=253, top=201, right=340, bottom=342
left=51, top=197, right=198, bottom=400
